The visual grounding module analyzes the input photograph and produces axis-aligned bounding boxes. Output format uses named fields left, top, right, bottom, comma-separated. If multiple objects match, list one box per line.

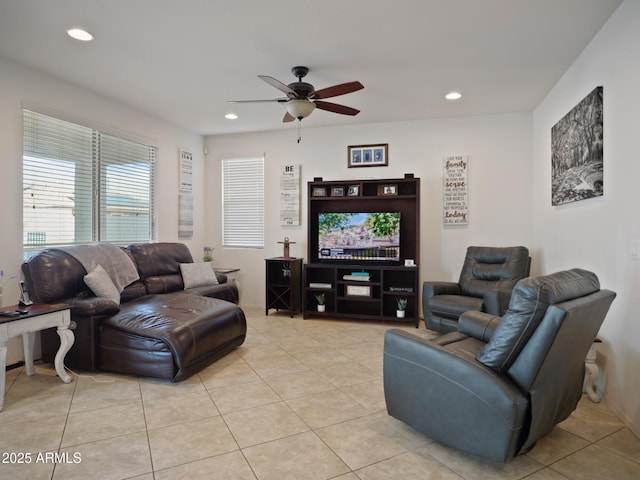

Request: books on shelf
left=343, top=272, right=370, bottom=281
left=309, top=282, right=332, bottom=289
left=389, top=286, right=414, bottom=293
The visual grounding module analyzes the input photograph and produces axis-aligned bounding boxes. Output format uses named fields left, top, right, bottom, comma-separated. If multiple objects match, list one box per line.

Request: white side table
left=0, top=304, right=74, bottom=411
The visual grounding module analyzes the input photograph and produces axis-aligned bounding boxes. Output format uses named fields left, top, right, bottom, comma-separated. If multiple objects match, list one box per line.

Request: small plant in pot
left=315, top=293, right=326, bottom=312
left=396, top=298, right=408, bottom=318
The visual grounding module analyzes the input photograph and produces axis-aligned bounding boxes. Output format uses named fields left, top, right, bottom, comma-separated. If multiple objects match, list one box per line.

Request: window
left=22, top=110, right=156, bottom=252
left=222, top=157, right=264, bottom=248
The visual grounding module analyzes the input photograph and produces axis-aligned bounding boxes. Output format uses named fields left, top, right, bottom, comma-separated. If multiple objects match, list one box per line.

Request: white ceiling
left=0, top=0, right=622, bottom=136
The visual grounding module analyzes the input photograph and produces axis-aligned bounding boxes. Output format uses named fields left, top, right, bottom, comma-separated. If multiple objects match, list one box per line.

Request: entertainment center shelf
left=305, top=177, right=420, bottom=325
left=303, top=264, right=420, bottom=326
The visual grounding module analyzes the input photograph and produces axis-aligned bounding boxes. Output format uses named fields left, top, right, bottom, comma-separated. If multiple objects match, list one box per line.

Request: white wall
left=205, top=112, right=533, bottom=309
left=0, top=56, right=206, bottom=364
left=532, top=0, right=639, bottom=434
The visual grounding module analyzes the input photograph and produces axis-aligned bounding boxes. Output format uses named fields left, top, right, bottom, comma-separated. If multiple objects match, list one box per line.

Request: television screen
left=318, top=212, right=400, bottom=262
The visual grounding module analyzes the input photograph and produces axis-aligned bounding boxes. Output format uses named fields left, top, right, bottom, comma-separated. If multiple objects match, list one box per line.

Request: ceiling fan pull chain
left=297, top=120, right=302, bottom=143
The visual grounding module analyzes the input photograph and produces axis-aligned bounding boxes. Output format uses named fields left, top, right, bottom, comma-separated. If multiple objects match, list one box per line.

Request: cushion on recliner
left=428, top=294, right=484, bottom=319
left=476, top=268, right=600, bottom=371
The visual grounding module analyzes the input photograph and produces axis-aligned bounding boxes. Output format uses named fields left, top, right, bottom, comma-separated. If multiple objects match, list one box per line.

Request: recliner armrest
left=458, top=310, right=501, bottom=342
left=483, top=289, right=513, bottom=315
left=423, top=281, right=461, bottom=299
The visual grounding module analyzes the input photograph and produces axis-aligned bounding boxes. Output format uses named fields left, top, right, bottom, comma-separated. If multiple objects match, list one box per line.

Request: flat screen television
left=317, top=212, right=400, bottom=262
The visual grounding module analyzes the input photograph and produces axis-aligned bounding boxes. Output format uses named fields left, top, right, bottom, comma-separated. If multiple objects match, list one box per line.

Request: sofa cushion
left=180, top=262, right=219, bottom=289
left=84, top=264, right=121, bottom=305
left=476, top=268, right=600, bottom=371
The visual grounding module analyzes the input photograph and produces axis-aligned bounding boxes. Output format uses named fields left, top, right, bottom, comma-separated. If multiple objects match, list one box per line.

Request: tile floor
left=1, top=307, right=639, bottom=480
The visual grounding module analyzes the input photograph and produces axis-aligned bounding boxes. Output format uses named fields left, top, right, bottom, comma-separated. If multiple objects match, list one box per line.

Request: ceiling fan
left=229, top=66, right=364, bottom=123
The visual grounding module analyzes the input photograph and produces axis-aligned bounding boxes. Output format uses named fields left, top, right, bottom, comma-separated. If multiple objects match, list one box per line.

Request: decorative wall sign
left=551, top=86, right=603, bottom=206
left=443, top=156, right=468, bottom=225
left=280, top=164, right=300, bottom=226
left=178, top=194, right=193, bottom=239
left=348, top=144, right=388, bottom=167
left=179, top=149, right=193, bottom=193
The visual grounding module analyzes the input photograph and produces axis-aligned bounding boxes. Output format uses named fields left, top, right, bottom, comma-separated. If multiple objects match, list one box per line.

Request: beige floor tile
left=54, top=431, right=152, bottom=480
left=315, top=412, right=419, bottom=470
left=209, top=379, right=280, bottom=414
left=148, top=415, right=238, bottom=471
left=595, top=427, right=640, bottom=463
left=139, top=373, right=206, bottom=402
left=142, top=388, right=219, bottom=429
left=0, top=452, right=56, bottom=480
left=243, top=431, right=350, bottom=480
left=422, top=441, right=543, bottom=480
left=265, top=370, right=335, bottom=400
left=287, top=388, right=370, bottom=428
left=1, top=365, right=75, bottom=422
left=356, top=447, right=464, bottom=480
left=524, top=468, right=571, bottom=479
left=69, top=373, right=141, bottom=413
left=558, top=397, right=626, bottom=442
left=526, top=426, right=590, bottom=465
left=62, top=401, right=146, bottom=447
left=550, top=444, right=640, bottom=480
left=223, top=401, right=309, bottom=447
left=235, top=342, right=288, bottom=362
left=341, top=379, right=387, bottom=412
left=0, top=414, right=68, bottom=453
left=154, top=450, right=257, bottom=480
left=199, top=361, right=261, bottom=389
left=315, top=361, right=380, bottom=387
left=245, top=353, right=309, bottom=378
left=292, top=346, right=355, bottom=368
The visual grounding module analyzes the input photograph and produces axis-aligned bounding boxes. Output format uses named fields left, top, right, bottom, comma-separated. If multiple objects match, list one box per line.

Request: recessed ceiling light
left=67, top=28, right=94, bottom=42
left=445, top=91, right=462, bottom=100
left=225, top=113, right=238, bottom=120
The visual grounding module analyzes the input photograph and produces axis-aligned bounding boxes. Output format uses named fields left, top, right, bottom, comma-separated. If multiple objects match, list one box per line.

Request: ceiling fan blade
left=283, top=112, right=295, bottom=123
left=312, top=81, right=364, bottom=99
left=258, top=75, right=298, bottom=97
left=227, top=98, right=287, bottom=103
left=314, top=100, right=360, bottom=116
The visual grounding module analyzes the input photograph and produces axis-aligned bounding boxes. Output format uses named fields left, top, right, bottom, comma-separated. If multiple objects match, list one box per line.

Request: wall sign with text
left=280, top=164, right=300, bottom=226
left=443, top=156, right=468, bottom=225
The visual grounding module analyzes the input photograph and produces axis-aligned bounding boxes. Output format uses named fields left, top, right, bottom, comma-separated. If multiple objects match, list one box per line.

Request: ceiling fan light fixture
left=285, top=99, right=316, bottom=120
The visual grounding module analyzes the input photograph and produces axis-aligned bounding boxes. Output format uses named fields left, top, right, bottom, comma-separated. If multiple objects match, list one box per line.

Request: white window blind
left=222, top=157, right=264, bottom=248
left=23, top=109, right=156, bottom=251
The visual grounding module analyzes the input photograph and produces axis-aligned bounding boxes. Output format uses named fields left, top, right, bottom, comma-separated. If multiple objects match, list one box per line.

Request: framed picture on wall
left=348, top=144, right=388, bottom=168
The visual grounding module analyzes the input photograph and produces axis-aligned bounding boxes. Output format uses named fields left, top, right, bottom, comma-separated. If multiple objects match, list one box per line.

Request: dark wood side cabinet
left=265, top=258, right=303, bottom=317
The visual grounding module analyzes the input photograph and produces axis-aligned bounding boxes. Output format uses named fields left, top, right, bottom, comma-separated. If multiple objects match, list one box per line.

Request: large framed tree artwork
left=551, top=86, right=603, bottom=206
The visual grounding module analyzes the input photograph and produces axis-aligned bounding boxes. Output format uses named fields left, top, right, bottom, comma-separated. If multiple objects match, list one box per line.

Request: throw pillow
left=180, top=262, right=219, bottom=289
left=84, top=264, right=121, bottom=305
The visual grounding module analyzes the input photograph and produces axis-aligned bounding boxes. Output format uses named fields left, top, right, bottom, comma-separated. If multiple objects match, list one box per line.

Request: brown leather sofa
left=22, top=242, right=246, bottom=381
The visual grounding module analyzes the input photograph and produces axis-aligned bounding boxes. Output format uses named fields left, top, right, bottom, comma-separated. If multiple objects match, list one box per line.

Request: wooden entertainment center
left=304, top=177, right=420, bottom=326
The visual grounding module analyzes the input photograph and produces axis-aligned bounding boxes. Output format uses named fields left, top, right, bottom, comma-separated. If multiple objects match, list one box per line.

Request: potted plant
left=396, top=298, right=408, bottom=318
left=202, top=246, right=214, bottom=263
left=315, top=293, right=326, bottom=312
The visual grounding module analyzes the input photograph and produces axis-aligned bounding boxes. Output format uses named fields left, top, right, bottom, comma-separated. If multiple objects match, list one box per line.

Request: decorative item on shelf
left=312, top=186, right=327, bottom=197
left=348, top=144, right=389, bottom=168
left=331, top=186, right=345, bottom=197
left=314, top=293, right=326, bottom=312
left=347, top=184, right=359, bottom=196
left=0, top=270, right=17, bottom=304
left=396, top=298, right=408, bottom=318
left=377, top=184, right=397, bottom=196
left=202, top=246, right=214, bottom=263
left=277, top=237, right=296, bottom=258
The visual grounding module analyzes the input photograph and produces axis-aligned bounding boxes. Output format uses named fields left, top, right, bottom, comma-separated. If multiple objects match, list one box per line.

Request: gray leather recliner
left=385, top=268, right=616, bottom=463
left=423, top=246, right=531, bottom=333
